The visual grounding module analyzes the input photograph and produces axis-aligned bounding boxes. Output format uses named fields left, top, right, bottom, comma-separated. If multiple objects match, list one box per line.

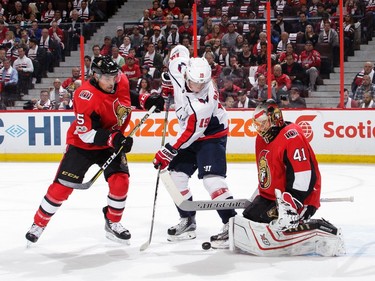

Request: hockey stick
left=161, top=170, right=354, bottom=211
left=140, top=97, right=171, bottom=251
left=58, top=105, right=157, bottom=190
left=320, top=196, right=354, bottom=202
left=160, top=170, right=251, bottom=210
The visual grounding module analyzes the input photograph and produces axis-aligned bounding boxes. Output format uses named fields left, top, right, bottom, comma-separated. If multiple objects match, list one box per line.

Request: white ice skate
left=210, top=222, right=229, bottom=249
left=103, top=207, right=131, bottom=244
left=25, top=223, right=45, bottom=245
left=167, top=216, right=196, bottom=241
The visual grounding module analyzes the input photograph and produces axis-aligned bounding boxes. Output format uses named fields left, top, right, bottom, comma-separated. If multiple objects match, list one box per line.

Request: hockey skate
left=167, top=216, right=196, bottom=241
left=210, top=222, right=229, bottom=249
left=25, top=223, right=45, bottom=244
left=103, top=207, right=131, bottom=244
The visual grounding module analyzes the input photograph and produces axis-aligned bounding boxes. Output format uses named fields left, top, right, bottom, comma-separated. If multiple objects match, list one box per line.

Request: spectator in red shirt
left=62, top=67, right=81, bottom=95
left=298, top=41, right=321, bottom=91
left=271, top=64, right=292, bottom=102
left=178, top=15, right=193, bottom=38
left=0, top=20, right=9, bottom=44
left=278, top=43, right=298, bottom=64
left=163, top=0, right=181, bottom=20
left=219, top=76, right=241, bottom=104
left=218, top=14, right=230, bottom=34
left=100, top=36, right=112, bottom=56
left=204, top=51, right=222, bottom=83
left=148, top=0, right=160, bottom=19
left=121, top=54, right=141, bottom=81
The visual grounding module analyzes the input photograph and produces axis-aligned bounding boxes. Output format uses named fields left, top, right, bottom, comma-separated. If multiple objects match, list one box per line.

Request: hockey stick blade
left=321, top=196, right=354, bottom=202
left=179, top=198, right=251, bottom=211
left=160, top=170, right=251, bottom=211
left=161, top=170, right=354, bottom=211
left=57, top=106, right=157, bottom=190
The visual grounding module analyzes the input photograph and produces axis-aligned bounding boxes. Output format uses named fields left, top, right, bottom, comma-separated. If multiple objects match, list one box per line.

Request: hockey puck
left=202, top=242, right=211, bottom=250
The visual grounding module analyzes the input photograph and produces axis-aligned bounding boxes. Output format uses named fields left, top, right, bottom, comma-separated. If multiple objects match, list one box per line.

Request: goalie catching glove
left=270, top=189, right=303, bottom=232
left=139, top=92, right=165, bottom=113
left=107, top=130, right=133, bottom=153
left=153, top=143, right=178, bottom=169
left=161, top=72, right=174, bottom=98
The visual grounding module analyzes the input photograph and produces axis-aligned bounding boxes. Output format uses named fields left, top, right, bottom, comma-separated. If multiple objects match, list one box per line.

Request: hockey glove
left=153, top=143, right=178, bottom=170
left=269, top=189, right=302, bottom=232
left=161, top=72, right=174, bottom=98
left=107, top=130, right=133, bottom=153
left=139, top=92, right=165, bottom=113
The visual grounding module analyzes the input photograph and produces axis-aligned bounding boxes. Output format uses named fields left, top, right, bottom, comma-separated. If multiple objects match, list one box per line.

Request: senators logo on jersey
left=113, top=99, right=131, bottom=128
left=258, top=150, right=271, bottom=189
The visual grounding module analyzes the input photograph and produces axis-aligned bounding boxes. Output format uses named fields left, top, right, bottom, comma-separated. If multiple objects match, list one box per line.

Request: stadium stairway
left=306, top=36, right=375, bottom=108
left=10, top=0, right=150, bottom=110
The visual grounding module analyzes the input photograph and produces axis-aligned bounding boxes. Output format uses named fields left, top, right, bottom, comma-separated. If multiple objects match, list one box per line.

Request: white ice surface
left=1, top=162, right=374, bottom=281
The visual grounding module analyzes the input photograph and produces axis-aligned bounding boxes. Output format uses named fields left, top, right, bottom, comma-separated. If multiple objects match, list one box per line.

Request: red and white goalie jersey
left=66, top=73, right=132, bottom=150
left=255, top=122, right=321, bottom=209
left=167, top=45, right=228, bottom=150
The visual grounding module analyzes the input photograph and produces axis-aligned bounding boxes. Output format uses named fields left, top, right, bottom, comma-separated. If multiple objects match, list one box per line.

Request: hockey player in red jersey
left=244, top=99, right=321, bottom=227
left=25, top=56, right=164, bottom=244
left=229, top=99, right=345, bottom=256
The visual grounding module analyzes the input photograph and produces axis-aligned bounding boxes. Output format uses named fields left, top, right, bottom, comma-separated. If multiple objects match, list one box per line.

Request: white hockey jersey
left=168, top=45, right=229, bottom=150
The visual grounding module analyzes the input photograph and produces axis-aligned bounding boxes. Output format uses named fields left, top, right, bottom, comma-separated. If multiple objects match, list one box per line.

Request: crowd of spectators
left=0, top=0, right=116, bottom=109
left=1, top=0, right=375, bottom=110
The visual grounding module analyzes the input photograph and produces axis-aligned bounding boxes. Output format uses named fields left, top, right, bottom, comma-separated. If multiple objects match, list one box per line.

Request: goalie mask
left=186, top=57, right=211, bottom=93
left=253, top=99, right=285, bottom=143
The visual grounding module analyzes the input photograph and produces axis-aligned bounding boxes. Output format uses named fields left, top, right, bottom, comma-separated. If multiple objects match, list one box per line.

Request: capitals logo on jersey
left=113, top=98, right=131, bottom=128
left=258, top=149, right=271, bottom=189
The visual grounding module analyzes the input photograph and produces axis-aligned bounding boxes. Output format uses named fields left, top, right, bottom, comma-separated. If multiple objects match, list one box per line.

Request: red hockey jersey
left=66, top=73, right=132, bottom=150
left=255, top=122, right=321, bottom=209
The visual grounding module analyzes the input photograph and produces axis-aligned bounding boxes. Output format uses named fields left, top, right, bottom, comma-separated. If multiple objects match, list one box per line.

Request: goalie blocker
left=229, top=216, right=346, bottom=257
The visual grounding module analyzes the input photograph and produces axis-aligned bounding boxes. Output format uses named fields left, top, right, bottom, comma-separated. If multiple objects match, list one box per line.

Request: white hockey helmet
left=186, top=57, right=211, bottom=85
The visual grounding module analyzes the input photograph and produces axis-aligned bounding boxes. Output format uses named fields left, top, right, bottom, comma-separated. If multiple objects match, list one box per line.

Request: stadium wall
left=0, top=109, right=374, bottom=163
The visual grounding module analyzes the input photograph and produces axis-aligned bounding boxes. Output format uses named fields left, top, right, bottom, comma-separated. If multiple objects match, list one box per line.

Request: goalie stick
left=58, top=105, right=157, bottom=190
left=160, top=170, right=354, bottom=211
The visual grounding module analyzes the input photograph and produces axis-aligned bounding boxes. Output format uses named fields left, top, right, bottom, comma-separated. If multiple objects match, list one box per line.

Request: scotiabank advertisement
left=0, top=109, right=374, bottom=161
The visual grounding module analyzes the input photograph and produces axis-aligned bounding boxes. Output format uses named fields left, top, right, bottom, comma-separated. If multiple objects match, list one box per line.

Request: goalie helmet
left=91, top=56, right=120, bottom=75
left=186, top=57, right=211, bottom=85
left=252, top=99, right=285, bottom=143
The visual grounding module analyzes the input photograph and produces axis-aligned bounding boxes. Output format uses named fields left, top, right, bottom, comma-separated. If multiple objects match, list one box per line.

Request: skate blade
left=105, top=232, right=130, bottom=245
left=167, top=231, right=196, bottom=242
left=211, top=240, right=229, bottom=249
left=26, top=240, right=35, bottom=249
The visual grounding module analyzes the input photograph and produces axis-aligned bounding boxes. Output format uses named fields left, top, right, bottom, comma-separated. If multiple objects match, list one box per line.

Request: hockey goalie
left=229, top=100, right=345, bottom=257
left=228, top=190, right=346, bottom=257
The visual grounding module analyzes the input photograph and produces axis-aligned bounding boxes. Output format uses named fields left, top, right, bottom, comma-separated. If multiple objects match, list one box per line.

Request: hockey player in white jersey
left=152, top=45, right=237, bottom=248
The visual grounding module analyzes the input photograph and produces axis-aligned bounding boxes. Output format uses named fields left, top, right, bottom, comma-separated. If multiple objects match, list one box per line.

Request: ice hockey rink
left=1, top=162, right=374, bottom=281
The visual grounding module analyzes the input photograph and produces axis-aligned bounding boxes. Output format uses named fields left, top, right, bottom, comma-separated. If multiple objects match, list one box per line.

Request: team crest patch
left=78, top=90, right=93, bottom=100
left=284, top=129, right=298, bottom=139
left=113, top=99, right=131, bottom=127
left=258, top=150, right=271, bottom=189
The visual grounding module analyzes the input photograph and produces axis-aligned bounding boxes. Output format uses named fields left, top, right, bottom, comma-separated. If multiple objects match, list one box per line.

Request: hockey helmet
left=253, top=99, right=285, bottom=143
left=186, top=57, right=211, bottom=92
left=91, top=56, right=120, bottom=76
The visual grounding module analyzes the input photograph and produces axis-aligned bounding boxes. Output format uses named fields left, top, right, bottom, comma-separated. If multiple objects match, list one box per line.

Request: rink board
left=0, top=109, right=374, bottom=163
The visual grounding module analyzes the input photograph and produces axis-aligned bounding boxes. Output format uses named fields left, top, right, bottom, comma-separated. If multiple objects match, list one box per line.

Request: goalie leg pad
left=230, top=216, right=346, bottom=257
